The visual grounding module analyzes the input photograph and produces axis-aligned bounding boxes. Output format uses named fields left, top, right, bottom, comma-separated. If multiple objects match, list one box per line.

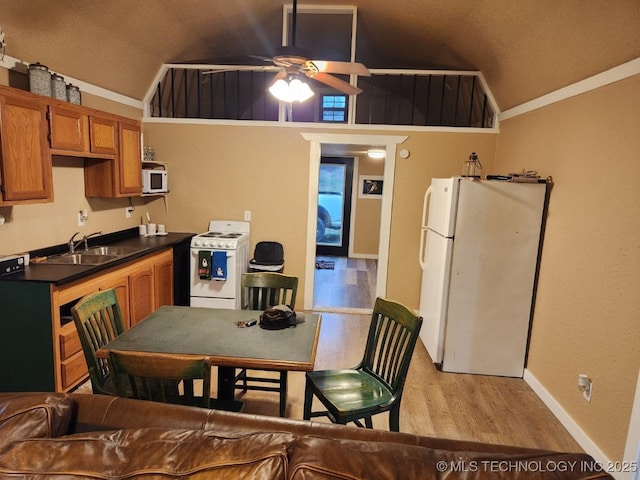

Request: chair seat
left=306, top=369, right=393, bottom=417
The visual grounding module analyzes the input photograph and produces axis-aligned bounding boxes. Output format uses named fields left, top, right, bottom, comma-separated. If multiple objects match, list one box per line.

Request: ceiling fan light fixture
left=269, top=75, right=314, bottom=103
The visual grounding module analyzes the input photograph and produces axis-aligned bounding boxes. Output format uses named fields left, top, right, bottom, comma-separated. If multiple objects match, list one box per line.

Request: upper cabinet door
left=117, top=119, right=142, bottom=196
left=48, top=105, right=87, bottom=152
left=89, top=115, right=118, bottom=155
left=0, top=93, right=52, bottom=203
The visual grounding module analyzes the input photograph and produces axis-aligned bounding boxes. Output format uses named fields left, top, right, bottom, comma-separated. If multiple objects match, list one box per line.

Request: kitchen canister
left=51, top=74, right=67, bottom=101
left=67, top=84, right=81, bottom=105
left=28, top=62, right=52, bottom=96
left=143, top=146, right=155, bottom=162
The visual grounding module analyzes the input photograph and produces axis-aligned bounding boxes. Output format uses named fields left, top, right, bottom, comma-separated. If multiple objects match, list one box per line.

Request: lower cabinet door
left=154, top=259, right=174, bottom=309
left=129, top=266, right=154, bottom=326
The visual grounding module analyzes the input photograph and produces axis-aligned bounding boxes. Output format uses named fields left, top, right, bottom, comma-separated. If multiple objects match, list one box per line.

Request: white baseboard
left=523, top=369, right=622, bottom=477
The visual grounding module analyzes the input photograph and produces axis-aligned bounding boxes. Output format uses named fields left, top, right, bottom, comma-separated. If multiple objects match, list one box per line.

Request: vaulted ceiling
left=1, top=0, right=638, bottom=111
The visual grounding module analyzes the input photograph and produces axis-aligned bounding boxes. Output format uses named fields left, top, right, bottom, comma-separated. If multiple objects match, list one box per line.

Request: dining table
left=96, top=305, right=321, bottom=414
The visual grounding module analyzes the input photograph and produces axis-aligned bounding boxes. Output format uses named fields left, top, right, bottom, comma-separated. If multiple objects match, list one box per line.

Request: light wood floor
left=313, top=256, right=377, bottom=309
left=233, top=311, right=582, bottom=453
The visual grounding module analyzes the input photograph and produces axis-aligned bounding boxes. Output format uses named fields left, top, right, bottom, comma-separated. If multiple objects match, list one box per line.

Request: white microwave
left=142, top=169, right=168, bottom=194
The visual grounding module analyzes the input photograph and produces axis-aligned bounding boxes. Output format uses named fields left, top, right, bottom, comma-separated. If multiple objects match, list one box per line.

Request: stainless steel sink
left=40, top=245, right=146, bottom=265
left=84, top=245, right=146, bottom=256
left=42, top=253, right=121, bottom=265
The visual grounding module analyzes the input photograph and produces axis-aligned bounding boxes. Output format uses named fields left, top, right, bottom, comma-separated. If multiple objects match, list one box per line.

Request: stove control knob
left=207, top=240, right=215, bottom=247
left=226, top=241, right=234, bottom=248
left=194, top=239, right=202, bottom=247
left=217, top=241, right=224, bottom=248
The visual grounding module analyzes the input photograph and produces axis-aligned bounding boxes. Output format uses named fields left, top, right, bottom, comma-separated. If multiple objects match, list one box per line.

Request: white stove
left=190, top=220, right=250, bottom=250
left=190, top=220, right=250, bottom=309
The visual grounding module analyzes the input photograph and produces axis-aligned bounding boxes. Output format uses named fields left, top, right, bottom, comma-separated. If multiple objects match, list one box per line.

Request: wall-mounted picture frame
left=359, top=175, right=384, bottom=198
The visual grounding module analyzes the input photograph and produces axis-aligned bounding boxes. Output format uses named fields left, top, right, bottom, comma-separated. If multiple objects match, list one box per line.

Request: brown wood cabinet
left=117, top=119, right=143, bottom=196
left=0, top=85, right=142, bottom=201
left=0, top=89, right=52, bottom=205
left=89, top=115, right=118, bottom=155
left=129, top=265, right=154, bottom=326
left=49, top=106, right=119, bottom=158
left=154, top=256, right=174, bottom=309
left=84, top=118, right=142, bottom=198
left=48, top=104, right=87, bottom=152
left=51, top=248, right=174, bottom=392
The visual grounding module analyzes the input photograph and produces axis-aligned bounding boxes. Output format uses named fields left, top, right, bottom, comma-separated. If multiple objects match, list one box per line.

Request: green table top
left=98, top=306, right=321, bottom=371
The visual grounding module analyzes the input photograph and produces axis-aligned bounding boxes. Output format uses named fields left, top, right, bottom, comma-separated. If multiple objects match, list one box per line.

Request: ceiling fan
left=204, top=0, right=370, bottom=102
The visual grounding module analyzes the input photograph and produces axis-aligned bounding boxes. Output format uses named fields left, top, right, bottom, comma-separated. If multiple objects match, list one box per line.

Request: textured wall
left=495, top=74, right=640, bottom=460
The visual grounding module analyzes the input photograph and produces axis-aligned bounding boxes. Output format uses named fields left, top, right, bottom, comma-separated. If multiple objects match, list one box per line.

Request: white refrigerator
left=418, top=177, right=547, bottom=377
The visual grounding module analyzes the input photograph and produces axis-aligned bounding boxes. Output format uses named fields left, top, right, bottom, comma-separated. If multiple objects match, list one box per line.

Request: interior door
left=316, top=157, right=353, bottom=257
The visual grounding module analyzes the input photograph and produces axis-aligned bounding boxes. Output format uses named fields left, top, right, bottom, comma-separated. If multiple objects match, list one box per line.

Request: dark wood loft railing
left=148, top=67, right=495, bottom=128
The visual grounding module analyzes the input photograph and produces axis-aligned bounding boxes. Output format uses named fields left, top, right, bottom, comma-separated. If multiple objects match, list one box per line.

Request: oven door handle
left=192, top=250, right=236, bottom=258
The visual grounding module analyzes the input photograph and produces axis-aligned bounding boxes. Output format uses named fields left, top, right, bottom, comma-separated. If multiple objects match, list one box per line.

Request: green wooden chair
left=107, top=350, right=213, bottom=408
left=303, top=297, right=423, bottom=431
left=236, top=272, right=298, bottom=416
left=71, top=288, right=126, bottom=396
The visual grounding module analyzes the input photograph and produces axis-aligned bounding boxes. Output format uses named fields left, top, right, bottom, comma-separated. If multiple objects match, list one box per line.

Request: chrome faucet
left=68, top=232, right=82, bottom=253
left=82, top=231, right=103, bottom=251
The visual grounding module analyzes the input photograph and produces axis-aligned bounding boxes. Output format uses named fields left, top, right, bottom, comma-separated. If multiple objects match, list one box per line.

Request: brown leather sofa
left=0, top=392, right=611, bottom=479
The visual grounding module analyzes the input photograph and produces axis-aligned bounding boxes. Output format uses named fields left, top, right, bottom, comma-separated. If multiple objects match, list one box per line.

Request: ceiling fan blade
left=202, top=65, right=274, bottom=75
left=310, top=60, right=371, bottom=77
left=308, top=72, right=362, bottom=95
left=249, top=54, right=274, bottom=63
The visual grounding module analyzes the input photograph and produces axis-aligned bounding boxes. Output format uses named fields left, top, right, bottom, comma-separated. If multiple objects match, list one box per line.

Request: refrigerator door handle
left=419, top=228, right=427, bottom=269
left=421, top=186, right=432, bottom=228
left=418, top=186, right=432, bottom=269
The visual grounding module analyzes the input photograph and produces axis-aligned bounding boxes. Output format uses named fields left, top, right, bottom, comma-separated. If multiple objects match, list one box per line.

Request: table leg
left=217, top=366, right=236, bottom=401
left=279, top=371, right=288, bottom=417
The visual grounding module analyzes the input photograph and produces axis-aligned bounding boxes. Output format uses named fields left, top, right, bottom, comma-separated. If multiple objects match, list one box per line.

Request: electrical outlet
left=77, top=212, right=85, bottom=227
left=125, top=206, right=134, bottom=218
left=244, top=210, right=251, bottom=221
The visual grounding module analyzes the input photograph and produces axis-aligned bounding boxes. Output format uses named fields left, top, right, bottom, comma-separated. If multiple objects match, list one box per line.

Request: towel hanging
left=198, top=251, right=212, bottom=280
left=212, top=251, right=227, bottom=281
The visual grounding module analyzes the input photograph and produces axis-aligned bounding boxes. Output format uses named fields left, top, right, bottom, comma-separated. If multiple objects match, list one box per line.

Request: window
left=321, top=95, right=347, bottom=123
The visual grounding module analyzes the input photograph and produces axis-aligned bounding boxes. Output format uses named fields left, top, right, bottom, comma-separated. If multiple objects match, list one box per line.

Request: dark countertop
left=1, top=228, right=195, bottom=286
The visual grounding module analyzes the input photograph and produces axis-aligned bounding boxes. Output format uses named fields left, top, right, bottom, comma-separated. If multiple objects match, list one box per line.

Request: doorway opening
left=314, top=153, right=376, bottom=310
left=301, top=133, right=407, bottom=313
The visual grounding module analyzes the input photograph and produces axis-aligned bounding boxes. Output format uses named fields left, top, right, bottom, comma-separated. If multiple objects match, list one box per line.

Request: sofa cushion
left=0, top=428, right=292, bottom=479
left=288, top=436, right=609, bottom=479
left=0, top=393, right=74, bottom=450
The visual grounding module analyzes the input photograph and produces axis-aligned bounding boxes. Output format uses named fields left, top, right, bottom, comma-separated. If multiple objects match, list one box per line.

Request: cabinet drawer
left=60, top=351, right=88, bottom=390
left=59, top=325, right=82, bottom=359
